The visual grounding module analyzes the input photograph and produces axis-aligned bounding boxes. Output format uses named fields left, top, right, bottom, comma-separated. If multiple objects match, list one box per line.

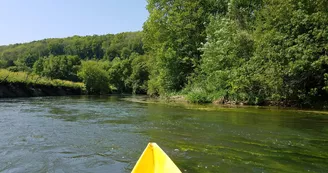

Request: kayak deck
left=131, top=143, right=181, bottom=173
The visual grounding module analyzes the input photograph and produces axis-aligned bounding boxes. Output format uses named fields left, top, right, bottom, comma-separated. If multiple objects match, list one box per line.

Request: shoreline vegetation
left=0, top=0, right=327, bottom=108
left=122, top=95, right=328, bottom=115
left=0, top=69, right=85, bottom=98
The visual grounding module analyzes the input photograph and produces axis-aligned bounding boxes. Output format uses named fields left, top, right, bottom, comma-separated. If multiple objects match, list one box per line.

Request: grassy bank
left=0, top=69, right=85, bottom=90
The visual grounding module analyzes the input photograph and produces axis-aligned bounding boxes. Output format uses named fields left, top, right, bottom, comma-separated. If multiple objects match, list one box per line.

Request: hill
left=0, top=31, right=143, bottom=69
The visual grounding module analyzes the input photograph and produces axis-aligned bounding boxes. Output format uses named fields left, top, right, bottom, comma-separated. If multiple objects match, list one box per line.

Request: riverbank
left=0, top=82, right=84, bottom=98
left=122, top=95, right=328, bottom=115
left=163, top=94, right=328, bottom=109
left=0, top=69, right=85, bottom=98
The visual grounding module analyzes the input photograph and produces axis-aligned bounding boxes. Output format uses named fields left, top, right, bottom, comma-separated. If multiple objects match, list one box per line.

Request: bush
left=186, top=89, right=212, bottom=103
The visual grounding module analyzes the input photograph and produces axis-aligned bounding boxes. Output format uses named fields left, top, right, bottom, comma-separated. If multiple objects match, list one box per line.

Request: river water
left=0, top=96, right=327, bottom=173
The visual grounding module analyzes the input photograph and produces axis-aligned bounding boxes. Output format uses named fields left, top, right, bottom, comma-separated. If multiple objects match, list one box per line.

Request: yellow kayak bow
left=132, top=143, right=182, bottom=173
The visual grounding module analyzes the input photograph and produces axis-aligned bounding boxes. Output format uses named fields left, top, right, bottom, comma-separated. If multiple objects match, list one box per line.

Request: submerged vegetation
left=0, top=0, right=328, bottom=107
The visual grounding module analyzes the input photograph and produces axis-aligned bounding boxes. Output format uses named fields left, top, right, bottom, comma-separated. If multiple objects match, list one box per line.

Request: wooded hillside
left=1, top=0, right=327, bottom=107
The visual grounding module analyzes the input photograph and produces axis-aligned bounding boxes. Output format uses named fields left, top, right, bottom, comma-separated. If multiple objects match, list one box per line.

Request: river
left=0, top=96, right=327, bottom=173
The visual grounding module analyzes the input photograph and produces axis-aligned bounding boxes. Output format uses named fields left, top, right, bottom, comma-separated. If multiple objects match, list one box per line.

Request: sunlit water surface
left=0, top=96, right=327, bottom=173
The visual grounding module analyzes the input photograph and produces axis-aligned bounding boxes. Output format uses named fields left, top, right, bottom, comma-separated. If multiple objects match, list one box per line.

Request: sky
left=0, top=0, right=149, bottom=45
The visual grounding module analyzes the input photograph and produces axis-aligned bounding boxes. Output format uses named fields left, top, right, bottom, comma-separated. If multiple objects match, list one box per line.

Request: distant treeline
left=0, top=0, right=327, bottom=107
left=0, top=32, right=147, bottom=94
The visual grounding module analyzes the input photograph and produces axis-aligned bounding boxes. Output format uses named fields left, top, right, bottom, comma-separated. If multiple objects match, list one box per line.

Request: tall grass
left=0, top=69, right=85, bottom=90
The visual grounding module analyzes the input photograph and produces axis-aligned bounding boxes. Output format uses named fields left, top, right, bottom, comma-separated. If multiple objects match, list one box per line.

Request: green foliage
left=0, top=69, right=84, bottom=89
left=48, top=40, right=65, bottom=56
left=107, top=57, right=132, bottom=93
left=33, top=55, right=81, bottom=81
left=33, top=58, right=44, bottom=75
left=227, top=0, right=263, bottom=29
left=186, top=89, right=212, bottom=104
left=144, top=0, right=229, bottom=95
left=128, top=53, right=149, bottom=94
left=14, top=53, right=39, bottom=69
left=251, top=0, right=328, bottom=105
left=78, top=61, right=110, bottom=94
left=0, top=31, right=146, bottom=95
left=103, top=32, right=144, bottom=60
left=0, top=60, right=7, bottom=68
left=0, top=0, right=327, bottom=107
left=0, top=32, right=143, bottom=68
left=188, top=0, right=328, bottom=106
left=147, top=48, right=183, bottom=95
left=7, top=66, right=25, bottom=72
left=191, top=13, right=256, bottom=104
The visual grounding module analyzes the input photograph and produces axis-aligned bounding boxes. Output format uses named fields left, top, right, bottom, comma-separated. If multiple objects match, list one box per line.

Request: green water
left=0, top=96, right=327, bottom=173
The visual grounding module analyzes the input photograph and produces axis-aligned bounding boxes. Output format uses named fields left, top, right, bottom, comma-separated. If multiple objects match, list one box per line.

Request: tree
left=15, top=53, right=39, bottom=69
left=33, top=58, right=44, bottom=75
left=188, top=0, right=262, bottom=103
left=47, top=40, right=65, bottom=56
left=108, top=57, right=132, bottom=93
left=78, top=60, right=110, bottom=94
left=143, top=0, right=229, bottom=95
left=0, top=32, right=144, bottom=70
left=35, top=55, right=81, bottom=81
left=128, top=53, right=149, bottom=94
left=103, top=32, right=144, bottom=60
left=252, top=0, right=328, bottom=105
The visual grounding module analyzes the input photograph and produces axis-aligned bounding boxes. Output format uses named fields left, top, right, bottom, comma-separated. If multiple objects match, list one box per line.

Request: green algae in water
left=0, top=96, right=328, bottom=173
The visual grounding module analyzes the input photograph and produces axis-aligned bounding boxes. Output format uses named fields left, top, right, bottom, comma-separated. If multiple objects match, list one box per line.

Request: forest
left=0, top=0, right=327, bottom=107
